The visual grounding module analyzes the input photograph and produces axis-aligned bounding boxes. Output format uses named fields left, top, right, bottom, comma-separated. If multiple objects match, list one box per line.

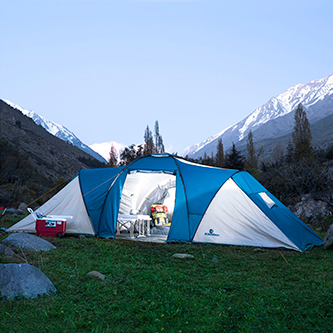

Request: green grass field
left=0, top=217, right=332, bottom=333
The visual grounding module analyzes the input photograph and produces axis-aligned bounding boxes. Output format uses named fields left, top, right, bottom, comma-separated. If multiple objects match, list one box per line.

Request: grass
left=0, top=216, right=332, bottom=333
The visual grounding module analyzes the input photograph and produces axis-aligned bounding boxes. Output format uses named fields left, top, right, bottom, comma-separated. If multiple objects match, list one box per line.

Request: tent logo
left=204, top=229, right=219, bottom=237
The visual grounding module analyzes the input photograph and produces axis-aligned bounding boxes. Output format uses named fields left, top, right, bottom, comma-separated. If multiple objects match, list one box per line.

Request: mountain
left=0, top=100, right=105, bottom=183
left=184, top=74, right=333, bottom=159
left=2, top=99, right=106, bottom=163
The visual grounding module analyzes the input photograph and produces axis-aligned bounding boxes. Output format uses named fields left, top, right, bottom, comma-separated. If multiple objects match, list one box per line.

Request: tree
left=119, top=144, right=144, bottom=165
left=292, top=103, right=313, bottom=160
left=107, top=143, right=118, bottom=167
left=154, top=120, right=165, bottom=153
left=285, top=140, right=294, bottom=164
left=245, top=130, right=263, bottom=177
left=157, top=135, right=165, bottom=154
left=225, top=143, right=245, bottom=170
left=271, top=141, right=284, bottom=164
left=215, top=138, right=224, bottom=168
left=144, top=125, right=154, bottom=155
left=245, top=130, right=257, bottom=169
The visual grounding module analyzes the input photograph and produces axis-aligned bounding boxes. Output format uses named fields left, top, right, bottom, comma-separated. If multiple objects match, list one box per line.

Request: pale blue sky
left=1, top=0, right=332, bottom=155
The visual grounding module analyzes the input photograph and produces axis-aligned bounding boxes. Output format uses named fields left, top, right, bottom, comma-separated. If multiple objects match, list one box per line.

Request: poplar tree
left=245, top=130, right=257, bottom=170
left=245, top=130, right=263, bottom=177
left=215, top=138, right=224, bottom=167
left=144, top=125, right=154, bottom=155
left=271, top=141, right=284, bottom=164
left=154, top=120, right=165, bottom=153
left=107, top=143, right=118, bottom=167
left=292, top=103, right=313, bottom=160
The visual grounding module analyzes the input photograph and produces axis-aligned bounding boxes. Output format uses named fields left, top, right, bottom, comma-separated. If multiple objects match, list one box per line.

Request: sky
left=1, top=0, right=333, bottom=157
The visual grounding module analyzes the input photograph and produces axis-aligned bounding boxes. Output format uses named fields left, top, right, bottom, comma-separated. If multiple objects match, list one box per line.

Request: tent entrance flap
left=117, top=171, right=176, bottom=238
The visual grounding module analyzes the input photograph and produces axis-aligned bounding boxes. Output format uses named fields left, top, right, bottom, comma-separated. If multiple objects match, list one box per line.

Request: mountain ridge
left=0, top=100, right=105, bottom=183
left=2, top=99, right=106, bottom=163
left=185, top=74, right=333, bottom=159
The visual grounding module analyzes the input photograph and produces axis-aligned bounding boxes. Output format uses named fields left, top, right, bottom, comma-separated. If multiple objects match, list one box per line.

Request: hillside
left=0, top=100, right=105, bottom=204
left=2, top=99, right=106, bottom=163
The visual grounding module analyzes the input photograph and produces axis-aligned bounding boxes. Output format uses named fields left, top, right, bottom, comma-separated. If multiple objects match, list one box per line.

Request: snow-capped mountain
left=2, top=99, right=106, bottom=163
left=89, top=141, right=125, bottom=162
left=184, top=74, right=333, bottom=158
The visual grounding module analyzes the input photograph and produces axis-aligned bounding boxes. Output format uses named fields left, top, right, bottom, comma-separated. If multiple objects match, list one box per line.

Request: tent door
left=117, top=171, right=176, bottom=239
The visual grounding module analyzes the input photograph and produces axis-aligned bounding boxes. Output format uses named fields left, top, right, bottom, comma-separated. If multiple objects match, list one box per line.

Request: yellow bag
left=150, top=205, right=170, bottom=227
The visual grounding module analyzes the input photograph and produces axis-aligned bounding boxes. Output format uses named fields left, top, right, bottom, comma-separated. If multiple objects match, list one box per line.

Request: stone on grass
left=0, top=263, right=57, bottom=300
left=2, top=233, right=56, bottom=252
left=323, top=224, right=333, bottom=250
left=0, top=244, right=15, bottom=257
left=172, top=253, right=194, bottom=259
left=87, top=271, right=106, bottom=281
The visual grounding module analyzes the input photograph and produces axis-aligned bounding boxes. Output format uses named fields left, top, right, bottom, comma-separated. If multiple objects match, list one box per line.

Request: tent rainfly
left=9, top=154, right=323, bottom=252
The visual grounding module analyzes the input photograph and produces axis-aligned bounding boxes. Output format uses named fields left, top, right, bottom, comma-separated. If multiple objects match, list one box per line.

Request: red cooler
left=36, top=218, right=67, bottom=237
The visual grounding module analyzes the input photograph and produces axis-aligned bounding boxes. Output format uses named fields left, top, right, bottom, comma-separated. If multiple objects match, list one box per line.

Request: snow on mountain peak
left=89, top=141, right=125, bottom=161
left=184, top=73, right=333, bottom=158
left=4, top=99, right=65, bottom=136
left=238, top=74, right=333, bottom=140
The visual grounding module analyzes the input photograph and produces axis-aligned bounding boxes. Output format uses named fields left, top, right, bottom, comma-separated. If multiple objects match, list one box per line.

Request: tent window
left=258, top=192, right=276, bottom=209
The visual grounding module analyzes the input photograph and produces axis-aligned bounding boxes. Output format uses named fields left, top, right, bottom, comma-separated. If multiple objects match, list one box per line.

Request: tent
left=9, top=154, right=322, bottom=252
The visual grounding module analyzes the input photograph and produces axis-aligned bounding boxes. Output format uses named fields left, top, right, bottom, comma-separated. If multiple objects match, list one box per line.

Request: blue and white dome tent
left=9, top=154, right=323, bottom=252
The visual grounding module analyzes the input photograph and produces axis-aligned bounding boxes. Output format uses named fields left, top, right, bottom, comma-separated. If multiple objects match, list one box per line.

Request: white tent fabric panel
left=193, top=178, right=299, bottom=251
left=119, top=172, right=176, bottom=216
left=163, top=187, right=176, bottom=220
left=8, top=176, right=95, bottom=235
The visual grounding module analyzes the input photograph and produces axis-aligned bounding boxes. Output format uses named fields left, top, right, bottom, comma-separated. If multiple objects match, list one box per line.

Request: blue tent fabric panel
left=231, top=171, right=267, bottom=194
left=175, top=160, right=237, bottom=239
left=232, top=172, right=323, bottom=252
left=127, top=155, right=177, bottom=173
left=167, top=173, right=190, bottom=242
left=99, top=170, right=128, bottom=238
left=79, top=167, right=124, bottom=233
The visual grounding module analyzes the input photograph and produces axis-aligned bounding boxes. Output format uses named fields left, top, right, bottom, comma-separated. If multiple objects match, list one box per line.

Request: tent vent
left=258, top=192, right=276, bottom=209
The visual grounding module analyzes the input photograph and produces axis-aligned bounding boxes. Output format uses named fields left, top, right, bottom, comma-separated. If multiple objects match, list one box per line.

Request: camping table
left=117, top=215, right=151, bottom=238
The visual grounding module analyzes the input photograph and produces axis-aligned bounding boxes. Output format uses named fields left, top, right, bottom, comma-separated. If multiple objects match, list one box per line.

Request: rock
left=17, top=203, right=27, bottom=213
left=2, top=233, right=56, bottom=252
left=210, top=256, right=219, bottom=264
left=79, top=234, right=86, bottom=239
left=5, top=208, right=17, bottom=215
left=323, top=224, right=333, bottom=250
left=291, top=194, right=332, bottom=224
left=172, top=253, right=194, bottom=259
left=0, top=244, right=15, bottom=257
left=0, top=263, right=57, bottom=299
left=87, top=271, right=106, bottom=281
